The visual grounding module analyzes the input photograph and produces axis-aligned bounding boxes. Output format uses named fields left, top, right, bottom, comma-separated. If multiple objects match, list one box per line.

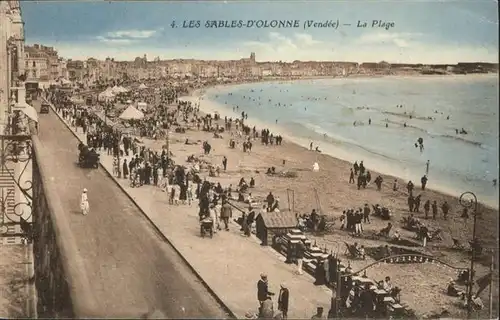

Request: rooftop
left=258, top=211, right=297, bottom=229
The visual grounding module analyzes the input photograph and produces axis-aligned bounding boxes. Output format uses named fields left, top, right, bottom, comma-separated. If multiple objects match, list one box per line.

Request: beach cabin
left=256, top=211, right=298, bottom=246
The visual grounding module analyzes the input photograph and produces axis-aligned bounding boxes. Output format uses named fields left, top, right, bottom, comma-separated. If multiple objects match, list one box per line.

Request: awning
left=12, top=102, right=39, bottom=123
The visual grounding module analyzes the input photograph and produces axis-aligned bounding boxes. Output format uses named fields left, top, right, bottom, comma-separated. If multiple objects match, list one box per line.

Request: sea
left=187, top=74, right=499, bottom=208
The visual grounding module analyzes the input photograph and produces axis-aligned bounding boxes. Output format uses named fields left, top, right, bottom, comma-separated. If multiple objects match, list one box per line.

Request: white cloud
left=95, top=36, right=133, bottom=45
left=95, top=28, right=161, bottom=44
left=356, top=32, right=423, bottom=48
left=49, top=33, right=498, bottom=64
left=239, top=32, right=497, bottom=63
left=242, top=32, right=325, bottom=60
left=106, top=29, right=158, bottom=39
left=294, top=33, right=322, bottom=46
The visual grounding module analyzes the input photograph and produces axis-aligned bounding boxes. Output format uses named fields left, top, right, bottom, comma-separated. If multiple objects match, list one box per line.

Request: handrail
left=351, top=253, right=469, bottom=276
left=226, top=199, right=246, bottom=214
left=32, top=135, right=99, bottom=317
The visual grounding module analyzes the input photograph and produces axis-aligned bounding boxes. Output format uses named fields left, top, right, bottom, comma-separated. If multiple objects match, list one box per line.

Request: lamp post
left=459, top=191, right=478, bottom=318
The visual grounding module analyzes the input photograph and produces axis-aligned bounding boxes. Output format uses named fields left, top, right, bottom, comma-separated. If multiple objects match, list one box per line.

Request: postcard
left=0, top=1, right=498, bottom=319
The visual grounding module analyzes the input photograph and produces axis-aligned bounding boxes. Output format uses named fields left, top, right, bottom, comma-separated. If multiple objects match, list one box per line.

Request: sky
left=20, top=0, right=499, bottom=64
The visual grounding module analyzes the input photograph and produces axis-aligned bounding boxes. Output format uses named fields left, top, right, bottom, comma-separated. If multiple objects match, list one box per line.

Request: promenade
left=48, top=100, right=333, bottom=318
left=33, top=99, right=228, bottom=318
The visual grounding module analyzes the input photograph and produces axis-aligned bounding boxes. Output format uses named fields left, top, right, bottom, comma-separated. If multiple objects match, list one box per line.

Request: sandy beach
left=132, top=82, right=499, bottom=317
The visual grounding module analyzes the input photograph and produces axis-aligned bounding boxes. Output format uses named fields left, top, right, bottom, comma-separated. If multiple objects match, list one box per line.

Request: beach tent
left=115, top=86, right=129, bottom=93
left=138, top=83, right=148, bottom=90
left=119, top=105, right=144, bottom=120
left=111, top=85, right=121, bottom=94
left=98, top=89, right=115, bottom=101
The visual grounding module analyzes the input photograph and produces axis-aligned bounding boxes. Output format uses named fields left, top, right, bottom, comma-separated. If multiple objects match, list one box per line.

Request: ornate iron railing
left=0, top=134, right=33, bottom=243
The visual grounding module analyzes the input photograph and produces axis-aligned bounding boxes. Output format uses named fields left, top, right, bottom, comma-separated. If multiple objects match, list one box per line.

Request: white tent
left=111, top=85, right=121, bottom=94
left=137, top=102, right=147, bottom=108
left=112, top=86, right=128, bottom=94
left=98, top=88, right=115, bottom=101
left=119, top=105, right=144, bottom=120
left=138, top=83, right=148, bottom=90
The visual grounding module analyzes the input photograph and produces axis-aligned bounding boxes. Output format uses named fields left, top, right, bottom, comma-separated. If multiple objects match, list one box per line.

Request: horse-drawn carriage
left=78, top=142, right=100, bottom=168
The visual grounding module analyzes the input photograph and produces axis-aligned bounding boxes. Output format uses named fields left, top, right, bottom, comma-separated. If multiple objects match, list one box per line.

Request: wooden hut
left=256, top=211, right=298, bottom=246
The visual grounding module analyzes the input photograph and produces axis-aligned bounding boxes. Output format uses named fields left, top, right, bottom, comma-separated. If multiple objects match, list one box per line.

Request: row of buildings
left=64, top=52, right=500, bottom=83
left=5, top=39, right=500, bottom=100
left=0, top=0, right=27, bottom=132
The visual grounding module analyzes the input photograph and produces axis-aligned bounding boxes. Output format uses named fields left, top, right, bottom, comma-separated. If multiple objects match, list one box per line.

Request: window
left=32, top=61, right=36, bottom=67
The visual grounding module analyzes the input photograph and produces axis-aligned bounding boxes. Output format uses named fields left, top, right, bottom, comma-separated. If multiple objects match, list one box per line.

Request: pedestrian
left=424, top=200, right=430, bottom=219
left=339, top=211, right=346, bottom=230
left=220, top=201, right=232, bottom=231
left=421, top=175, right=428, bottom=190
left=392, top=179, right=398, bottom=191
left=421, top=224, right=429, bottom=247
left=296, top=240, right=306, bottom=275
left=187, top=184, right=193, bottom=205
left=257, top=273, right=274, bottom=312
left=363, top=204, right=370, bottom=224
left=355, top=211, right=363, bottom=234
left=80, top=188, right=89, bottom=215
left=209, top=203, right=220, bottom=233
left=407, top=180, right=414, bottom=195
left=311, top=306, right=325, bottom=319
left=431, top=200, right=438, bottom=219
left=441, top=201, right=450, bottom=220
left=277, top=283, right=289, bottom=319
left=222, top=156, right=228, bottom=171
left=122, top=158, right=129, bottom=179
left=349, top=168, right=355, bottom=184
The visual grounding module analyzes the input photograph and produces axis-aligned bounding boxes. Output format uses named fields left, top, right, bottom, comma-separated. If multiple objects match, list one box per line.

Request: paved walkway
left=50, top=103, right=332, bottom=318
left=35, top=99, right=228, bottom=318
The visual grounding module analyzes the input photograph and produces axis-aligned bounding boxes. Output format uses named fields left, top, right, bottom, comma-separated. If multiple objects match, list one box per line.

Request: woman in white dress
left=80, top=188, right=89, bottom=215
left=173, top=184, right=180, bottom=205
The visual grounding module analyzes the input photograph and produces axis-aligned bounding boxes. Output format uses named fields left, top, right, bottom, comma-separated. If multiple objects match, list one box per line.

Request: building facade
left=24, top=44, right=62, bottom=83
left=0, top=0, right=26, bottom=131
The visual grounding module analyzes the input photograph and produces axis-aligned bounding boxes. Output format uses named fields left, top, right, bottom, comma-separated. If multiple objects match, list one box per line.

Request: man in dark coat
left=220, top=201, right=232, bottom=230
left=257, top=274, right=274, bottom=312
left=122, top=159, right=129, bottom=179
left=359, top=283, right=374, bottom=318
left=421, top=175, right=428, bottom=190
left=278, top=283, right=289, bottom=319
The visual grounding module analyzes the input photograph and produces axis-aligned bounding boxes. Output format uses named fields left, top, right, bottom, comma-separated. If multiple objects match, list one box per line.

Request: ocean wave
left=287, top=121, right=400, bottom=162
left=439, top=134, right=483, bottom=147
left=382, top=111, right=435, bottom=121
left=382, top=120, right=486, bottom=148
